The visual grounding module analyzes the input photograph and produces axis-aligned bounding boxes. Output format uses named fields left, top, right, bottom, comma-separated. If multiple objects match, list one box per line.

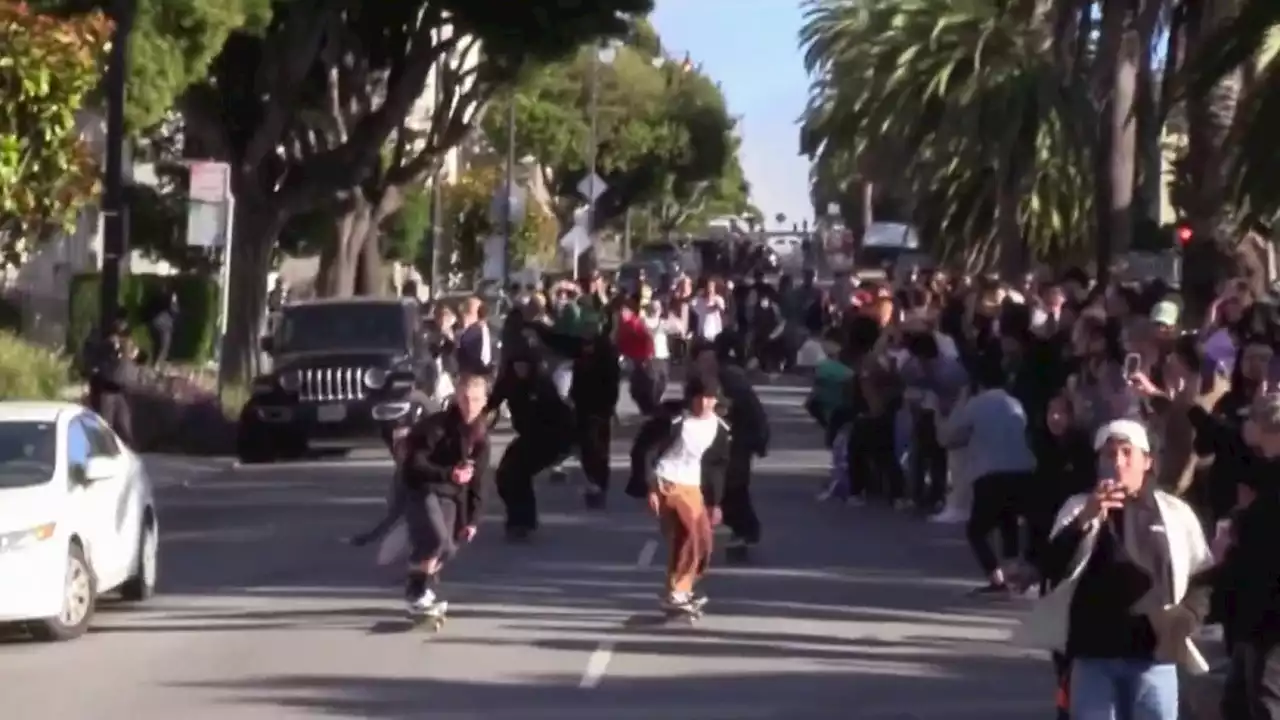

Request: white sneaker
left=408, top=588, right=437, bottom=613
left=929, top=508, right=968, bottom=524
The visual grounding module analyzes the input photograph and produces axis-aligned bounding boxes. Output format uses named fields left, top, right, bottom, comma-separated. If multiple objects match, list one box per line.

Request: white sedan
left=0, top=402, right=158, bottom=641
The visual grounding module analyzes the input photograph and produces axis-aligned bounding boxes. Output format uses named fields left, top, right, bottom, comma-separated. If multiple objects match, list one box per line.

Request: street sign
left=185, top=202, right=225, bottom=247
left=577, top=172, right=607, bottom=202
left=189, top=161, right=230, bottom=203
left=559, top=225, right=590, bottom=257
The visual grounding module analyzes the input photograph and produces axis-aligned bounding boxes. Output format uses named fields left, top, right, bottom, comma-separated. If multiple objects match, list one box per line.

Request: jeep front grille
left=299, top=367, right=368, bottom=402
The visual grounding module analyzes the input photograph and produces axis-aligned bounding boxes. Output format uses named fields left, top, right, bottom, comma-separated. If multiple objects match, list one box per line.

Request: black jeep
left=237, top=297, right=438, bottom=463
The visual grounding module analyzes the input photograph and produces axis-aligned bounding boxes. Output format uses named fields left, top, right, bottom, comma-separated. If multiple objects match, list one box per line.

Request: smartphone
left=1123, top=352, right=1142, bottom=376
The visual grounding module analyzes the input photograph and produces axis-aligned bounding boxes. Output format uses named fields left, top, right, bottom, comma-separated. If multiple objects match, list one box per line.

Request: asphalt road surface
left=1, top=384, right=1050, bottom=719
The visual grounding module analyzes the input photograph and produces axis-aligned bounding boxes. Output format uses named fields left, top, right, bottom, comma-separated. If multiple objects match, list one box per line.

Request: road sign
left=185, top=202, right=225, bottom=247
left=577, top=173, right=607, bottom=202
left=189, top=161, right=230, bottom=203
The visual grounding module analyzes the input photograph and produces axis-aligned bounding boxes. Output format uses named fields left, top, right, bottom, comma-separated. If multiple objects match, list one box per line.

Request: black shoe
left=968, top=581, right=1011, bottom=597
left=505, top=525, right=535, bottom=542
left=584, top=489, right=606, bottom=510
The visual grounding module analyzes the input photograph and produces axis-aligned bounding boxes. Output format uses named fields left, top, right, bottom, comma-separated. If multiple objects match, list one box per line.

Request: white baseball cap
left=1093, top=418, right=1151, bottom=453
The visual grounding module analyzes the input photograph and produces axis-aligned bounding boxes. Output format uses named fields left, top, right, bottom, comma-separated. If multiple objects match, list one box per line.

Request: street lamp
left=491, top=184, right=526, bottom=284
left=582, top=40, right=620, bottom=279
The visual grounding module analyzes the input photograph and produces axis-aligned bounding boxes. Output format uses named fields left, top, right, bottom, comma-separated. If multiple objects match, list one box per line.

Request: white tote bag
left=376, top=520, right=409, bottom=566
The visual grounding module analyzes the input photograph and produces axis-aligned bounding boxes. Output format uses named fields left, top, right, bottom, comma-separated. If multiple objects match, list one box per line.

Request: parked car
left=238, top=298, right=439, bottom=463
left=0, top=402, right=158, bottom=641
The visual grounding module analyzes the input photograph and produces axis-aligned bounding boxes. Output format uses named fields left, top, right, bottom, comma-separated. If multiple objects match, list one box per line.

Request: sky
left=651, top=0, right=812, bottom=230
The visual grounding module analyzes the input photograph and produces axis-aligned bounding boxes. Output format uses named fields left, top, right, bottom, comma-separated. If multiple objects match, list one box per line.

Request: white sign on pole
left=189, top=161, right=230, bottom=203
left=558, top=225, right=590, bottom=257
left=577, top=173, right=607, bottom=202
left=185, top=202, right=224, bottom=247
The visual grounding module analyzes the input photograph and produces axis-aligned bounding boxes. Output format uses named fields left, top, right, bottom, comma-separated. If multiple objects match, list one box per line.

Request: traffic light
left=1176, top=224, right=1193, bottom=246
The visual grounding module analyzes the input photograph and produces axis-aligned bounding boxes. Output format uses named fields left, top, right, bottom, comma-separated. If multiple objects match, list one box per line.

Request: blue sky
left=652, top=1, right=812, bottom=230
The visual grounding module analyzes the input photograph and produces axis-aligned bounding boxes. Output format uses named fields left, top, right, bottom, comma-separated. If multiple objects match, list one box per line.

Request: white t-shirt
left=691, top=296, right=724, bottom=340
left=644, top=313, right=674, bottom=360
left=653, top=414, right=720, bottom=486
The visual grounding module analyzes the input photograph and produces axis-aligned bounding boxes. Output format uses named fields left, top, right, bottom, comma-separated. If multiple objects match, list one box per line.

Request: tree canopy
left=0, top=2, right=112, bottom=254
left=482, top=30, right=748, bottom=238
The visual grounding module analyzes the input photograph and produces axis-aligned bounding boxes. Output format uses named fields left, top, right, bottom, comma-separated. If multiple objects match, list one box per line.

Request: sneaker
left=583, top=488, right=606, bottom=510
left=892, top=498, right=914, bottom=512
left=660, top=591, right=692, bottom=610
left=548, top=469, right=569, bottom=484
left=968, top=582, right=1012, bottom=597
left=845, top=493, right=866, bottom=507
left=929, top=508, right=968, bottom=524
left=408, top=588, right=437, bottom=613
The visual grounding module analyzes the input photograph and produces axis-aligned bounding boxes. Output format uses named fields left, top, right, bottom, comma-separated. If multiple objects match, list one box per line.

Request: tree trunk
left=356, top=229, right=384, bottom=295
left=223, top=202, right=284, bottom=384
left=317, top=197, right=373, bottom=297
left=1184, top=0, right=1244, bottom=314
left=1094, top=0, right=1141, bottom=285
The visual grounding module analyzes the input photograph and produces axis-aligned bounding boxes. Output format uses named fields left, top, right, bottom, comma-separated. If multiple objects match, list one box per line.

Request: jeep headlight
left=364, top=367, right=388, bottom=389
left=278, top=370, right=301, bottom=392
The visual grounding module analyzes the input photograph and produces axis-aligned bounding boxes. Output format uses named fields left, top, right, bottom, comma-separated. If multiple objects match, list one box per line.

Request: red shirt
left=616, top=315, right=654, bottom=361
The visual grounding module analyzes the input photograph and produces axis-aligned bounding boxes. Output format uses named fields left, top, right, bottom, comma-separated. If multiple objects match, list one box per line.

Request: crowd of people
left=356, top=254, right=1280, bottom=720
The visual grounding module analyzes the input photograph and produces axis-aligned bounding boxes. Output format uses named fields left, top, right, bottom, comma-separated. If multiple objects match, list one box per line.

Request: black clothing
left=487, top=367, right=573, bottom=441
left=966, top=471, right=1027, bottom=575
left=399, top=407, right=490, bottom=528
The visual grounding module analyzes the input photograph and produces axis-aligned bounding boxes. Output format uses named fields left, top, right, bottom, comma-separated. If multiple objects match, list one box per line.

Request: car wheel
left=119, top=514, right=158, bottom=602
left=29, top=542, right=96, bottom=642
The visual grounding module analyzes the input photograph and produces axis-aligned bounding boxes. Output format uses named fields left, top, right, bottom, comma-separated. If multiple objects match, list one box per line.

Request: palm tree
left=800, top=0, right=1099, bottom=273
left=1182, top=0, right=1280, bottom=302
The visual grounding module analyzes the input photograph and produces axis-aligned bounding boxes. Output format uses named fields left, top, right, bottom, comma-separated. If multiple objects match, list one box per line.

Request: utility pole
left=100, top=0, right=136, bottom=339
left=426, top=54, right=445, bottom=298
left=582, top=51, right=601, bottom=282
left=502, top=96, right=516, bottom=284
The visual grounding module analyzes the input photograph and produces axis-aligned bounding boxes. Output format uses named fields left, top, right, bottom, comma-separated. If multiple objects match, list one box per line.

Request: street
left=0, top=385, right=1049, bottom=719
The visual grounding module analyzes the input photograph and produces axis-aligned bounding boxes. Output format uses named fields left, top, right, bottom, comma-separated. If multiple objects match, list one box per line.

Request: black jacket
left=486, top=362, right=574, bottom=440
left=1202, top=458, right=1280, bottom=649
left=399, top=407, right=490, bottom=527
left=533, top=326, right=621, bottom=417
left=716, top=366, right=770, bottom=454
left=627, top=400, right=731, bottom=507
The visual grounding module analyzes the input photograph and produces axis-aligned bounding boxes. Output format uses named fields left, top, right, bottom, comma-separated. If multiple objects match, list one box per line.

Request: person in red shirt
left=616, top=302, right=661, bottom=414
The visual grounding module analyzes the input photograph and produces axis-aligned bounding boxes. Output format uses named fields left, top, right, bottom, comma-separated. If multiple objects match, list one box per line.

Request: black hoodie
left=532, top=326, right=621, bottom=417
left=1202, top=457, right=1280, bottom=650
left=486, top=358, right=574, bottom=441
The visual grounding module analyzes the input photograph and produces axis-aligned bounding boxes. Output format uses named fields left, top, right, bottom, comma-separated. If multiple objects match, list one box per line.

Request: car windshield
left=0, top=421, right=57, bottom=488
left=275, top=303, right=407, bottom=354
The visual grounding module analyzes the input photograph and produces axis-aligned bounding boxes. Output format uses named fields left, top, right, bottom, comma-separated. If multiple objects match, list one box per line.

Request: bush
left=68, top=273, right=220, bottom=364
left=0, top=332, right=72, bottom=400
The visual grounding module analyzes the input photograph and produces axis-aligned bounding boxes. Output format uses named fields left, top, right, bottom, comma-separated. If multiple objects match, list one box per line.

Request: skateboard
left=407, top=600, right=449, bottom=632
left=661, top=597, right=708, bottom=623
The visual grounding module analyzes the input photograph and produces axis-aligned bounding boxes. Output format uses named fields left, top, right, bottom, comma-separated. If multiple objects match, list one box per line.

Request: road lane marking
left=636, top=539, right=658, bottom=568
left=579, top=641, right=615, bottom=689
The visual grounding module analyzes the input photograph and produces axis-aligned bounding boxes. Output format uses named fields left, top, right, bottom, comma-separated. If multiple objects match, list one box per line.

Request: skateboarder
left=629, top=373, right=731, bottom=613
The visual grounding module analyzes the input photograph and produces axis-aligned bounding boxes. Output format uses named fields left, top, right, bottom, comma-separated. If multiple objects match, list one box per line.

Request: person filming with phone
left=1021, top=419, right=1213, bottom=720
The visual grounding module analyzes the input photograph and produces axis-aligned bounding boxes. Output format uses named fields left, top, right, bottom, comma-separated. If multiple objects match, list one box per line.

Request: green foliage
left=442, top=165, right=557, bottom=274
left=0, top=331, right=71, bottom=400
left=383, top=184, right=430, bottom=265
left=483, top=37, right=744, bottom=229
left=29, top=0, right=274, bottom=132
left=0, top=2, right=112, bottom=245
left=68, top=272, right=220, bottom=362
left=800, top=0, right=1095, bottom=265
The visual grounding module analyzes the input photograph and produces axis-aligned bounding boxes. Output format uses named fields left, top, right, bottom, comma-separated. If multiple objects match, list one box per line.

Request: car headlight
left=0, top=522, right=56, bottom=552
left=364, top=367, right=388, bottom=389
left=278, top=370, right=301, bottom=392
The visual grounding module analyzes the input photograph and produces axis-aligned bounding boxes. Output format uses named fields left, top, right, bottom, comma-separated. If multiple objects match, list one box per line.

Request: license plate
left=316, top=404, right=346, bottom=423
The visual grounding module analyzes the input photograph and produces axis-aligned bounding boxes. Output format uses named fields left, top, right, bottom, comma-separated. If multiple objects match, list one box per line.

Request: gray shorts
left=404, top=492, right=459, bottom=565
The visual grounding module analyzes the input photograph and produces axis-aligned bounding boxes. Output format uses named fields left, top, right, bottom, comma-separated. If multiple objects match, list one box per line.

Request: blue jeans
left=1069, top=658, right=1178, bottom=720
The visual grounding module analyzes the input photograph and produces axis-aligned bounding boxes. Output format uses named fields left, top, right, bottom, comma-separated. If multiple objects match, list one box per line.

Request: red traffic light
left=1176, top=225, right=1193, bottom=245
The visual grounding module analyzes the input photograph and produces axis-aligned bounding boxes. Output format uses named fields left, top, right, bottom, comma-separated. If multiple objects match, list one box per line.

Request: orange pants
left=657, top=481, right=713, bottom=594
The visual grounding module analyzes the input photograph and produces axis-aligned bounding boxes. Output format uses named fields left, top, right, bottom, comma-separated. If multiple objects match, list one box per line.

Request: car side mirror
left=82, top=456, right=120, bottom=483
left=259, top=335, right=274, bottom=354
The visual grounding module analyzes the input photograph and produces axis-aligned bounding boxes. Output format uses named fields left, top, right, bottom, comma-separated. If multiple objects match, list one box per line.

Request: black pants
left=847, top=413, right=901, bottom=500
left=1223, top=643, right=1280, bottom=719
left=496, top=434, right=569, bottom=530
left=577, top=413, right=612, bottom=493
left=722, top=445, right=760, bottom=542
left=911, top=410, right=948, bottom=510
left=628, top=360, right=668, bottom=415
left=91, top=388, right=134, bottom=447
left=965, top=471, right=1028, bottom=575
